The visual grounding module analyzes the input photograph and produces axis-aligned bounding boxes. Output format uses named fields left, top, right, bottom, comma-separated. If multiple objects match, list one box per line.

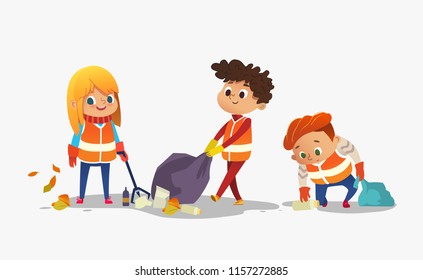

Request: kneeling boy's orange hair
left=283, top=112, right=335, bottom=150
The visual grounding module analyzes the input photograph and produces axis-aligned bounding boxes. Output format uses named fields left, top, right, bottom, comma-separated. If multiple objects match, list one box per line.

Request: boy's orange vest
left=306, top=151, right=352, bottom=185
left=222, top=117, right=252, bottom=162
left=78, top=122, right=117, bottom=163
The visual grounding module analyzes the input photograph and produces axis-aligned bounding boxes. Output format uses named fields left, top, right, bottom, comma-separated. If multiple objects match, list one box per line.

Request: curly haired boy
left=205, top=59, right=274, bottom=205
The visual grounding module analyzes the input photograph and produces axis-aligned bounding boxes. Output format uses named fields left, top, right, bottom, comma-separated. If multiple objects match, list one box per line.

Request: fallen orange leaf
left=58, top=194, right=70, bottom=206
left=28, top=171, right=39, bottom=177
left=52, top=164, right=61, bottom=173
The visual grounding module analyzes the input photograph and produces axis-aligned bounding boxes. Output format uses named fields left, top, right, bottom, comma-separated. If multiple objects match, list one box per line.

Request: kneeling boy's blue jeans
left=315, top=175, right=357, bottom=206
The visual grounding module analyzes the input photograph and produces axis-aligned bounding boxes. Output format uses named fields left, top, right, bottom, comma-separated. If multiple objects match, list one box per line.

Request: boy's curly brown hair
left=211, top=59, right=274, bottom=104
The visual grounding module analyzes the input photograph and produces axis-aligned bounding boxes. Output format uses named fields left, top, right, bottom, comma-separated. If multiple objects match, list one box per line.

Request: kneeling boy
left=283, top=112, right=365, bottom=208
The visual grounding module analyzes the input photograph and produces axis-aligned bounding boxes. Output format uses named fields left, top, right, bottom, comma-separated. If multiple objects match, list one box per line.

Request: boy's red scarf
left=84, top=114, right=112, bottom=124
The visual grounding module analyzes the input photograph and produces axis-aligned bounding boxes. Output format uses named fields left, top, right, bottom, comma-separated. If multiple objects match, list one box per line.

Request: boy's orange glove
left=355, top=161, right=365, bottom=181
left=68, top=144, right=78, bottom=168
left=299, top=186, right=310, bottom=202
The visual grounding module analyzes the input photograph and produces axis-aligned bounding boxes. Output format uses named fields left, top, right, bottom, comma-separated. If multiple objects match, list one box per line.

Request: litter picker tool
left=117, top=151, right=151, bottom=203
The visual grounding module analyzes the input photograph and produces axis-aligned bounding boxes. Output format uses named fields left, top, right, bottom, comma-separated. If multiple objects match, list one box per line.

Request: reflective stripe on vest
left=222, top=117, right=252, bottom=162
left=78, top=122, right=117, bottom=163
left=306, top=151, right=352, bottom=185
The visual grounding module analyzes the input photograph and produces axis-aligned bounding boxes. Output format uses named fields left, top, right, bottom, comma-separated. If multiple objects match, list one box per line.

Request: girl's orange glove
left=116, top=142, right=128, bottom=162
left=68, top=144, right=78, bottom=168
left=299, top=186, right=311, bottom=202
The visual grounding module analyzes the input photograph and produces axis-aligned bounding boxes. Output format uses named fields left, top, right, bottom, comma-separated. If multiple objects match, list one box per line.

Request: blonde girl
left=67, top=66, right=128, bottom=204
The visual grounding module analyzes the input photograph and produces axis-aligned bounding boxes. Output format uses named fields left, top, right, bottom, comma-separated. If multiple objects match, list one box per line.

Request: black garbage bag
left=151, top=153, right=213, bottom=204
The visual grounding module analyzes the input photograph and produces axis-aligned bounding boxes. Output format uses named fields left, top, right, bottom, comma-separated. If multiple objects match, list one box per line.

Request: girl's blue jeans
left=80, top=162, right=110, bottom=199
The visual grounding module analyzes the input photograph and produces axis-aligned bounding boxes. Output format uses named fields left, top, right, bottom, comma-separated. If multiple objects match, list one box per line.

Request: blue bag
left=354, top=177, right=395, bottom=206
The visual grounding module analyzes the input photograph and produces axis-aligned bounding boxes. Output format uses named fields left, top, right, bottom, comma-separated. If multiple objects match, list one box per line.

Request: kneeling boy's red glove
left=355, top=161, right=365, bottom=181
left=299, top=186, right=310, bottom=202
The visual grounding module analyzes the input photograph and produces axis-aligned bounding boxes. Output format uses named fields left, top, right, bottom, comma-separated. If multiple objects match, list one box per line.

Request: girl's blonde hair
left=67, top=66, right=121, bottom=135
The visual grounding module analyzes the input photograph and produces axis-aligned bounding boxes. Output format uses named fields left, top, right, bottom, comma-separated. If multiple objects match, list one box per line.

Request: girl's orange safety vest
left=306, top=151, right=352, bottom=185
left=222, top=117, right=252, bottom=162
left=78, top=122, right=117, bottom=163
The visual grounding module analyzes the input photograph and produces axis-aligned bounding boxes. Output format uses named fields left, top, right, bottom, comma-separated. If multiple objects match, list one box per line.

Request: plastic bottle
left=122, top=187, right=130, bottom=206
left=292, top=200, right=319, bottom=211
left=180, top=204, right=201, bottom=215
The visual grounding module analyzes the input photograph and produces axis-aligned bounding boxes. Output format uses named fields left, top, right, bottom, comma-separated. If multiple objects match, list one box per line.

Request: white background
left=1, top=0, right=422, bottom=276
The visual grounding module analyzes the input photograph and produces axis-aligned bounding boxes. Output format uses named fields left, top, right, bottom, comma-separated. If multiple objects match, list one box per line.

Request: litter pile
left=133, top=186, right=202, bottom=216
left=120, top=152, right=209, bottom=216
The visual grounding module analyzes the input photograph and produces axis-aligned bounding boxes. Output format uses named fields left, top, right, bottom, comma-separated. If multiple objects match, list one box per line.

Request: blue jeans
left=315, top=175, right=357, bottom=205
left=80, top=162, right=110, bottom=199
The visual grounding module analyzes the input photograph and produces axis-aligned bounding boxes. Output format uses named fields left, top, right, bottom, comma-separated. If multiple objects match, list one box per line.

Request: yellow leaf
left=52, top=200, right=68, bottom=211
left=28, top=171, right=39, bottom=177
left=52, top=164, right=61, bottom=173
left=162, top=205, right=180, bottom=215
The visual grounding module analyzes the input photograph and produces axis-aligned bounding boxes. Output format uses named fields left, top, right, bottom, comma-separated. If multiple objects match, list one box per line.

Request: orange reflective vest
left=222, top=117, right=252, bottom=162
left=306, top=151, right=352, bottom=185
left=78, top=122, right=117, bottom=163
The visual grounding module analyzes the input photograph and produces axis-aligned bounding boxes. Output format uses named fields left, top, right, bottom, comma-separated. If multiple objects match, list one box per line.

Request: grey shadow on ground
left=282, top=201, right=396, bottom=214
left=64, top=194, right=279, bottom=219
